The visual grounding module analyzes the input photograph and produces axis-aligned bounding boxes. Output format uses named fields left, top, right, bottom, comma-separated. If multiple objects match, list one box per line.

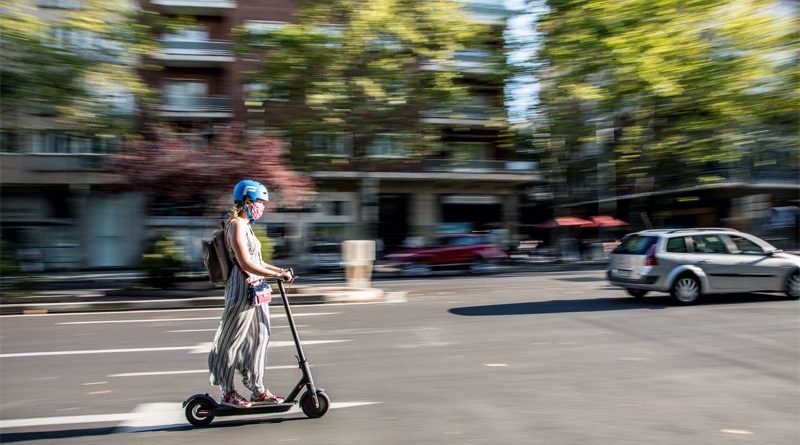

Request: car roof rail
left=664, top=227, right=740, bottom=234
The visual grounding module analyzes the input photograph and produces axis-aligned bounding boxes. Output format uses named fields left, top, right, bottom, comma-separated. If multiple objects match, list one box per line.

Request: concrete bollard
left=342, top=240, right=376, bottom=289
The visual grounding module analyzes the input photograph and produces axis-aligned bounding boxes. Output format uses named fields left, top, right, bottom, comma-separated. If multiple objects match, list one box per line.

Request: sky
left=504, top=0, right=546, bottom=123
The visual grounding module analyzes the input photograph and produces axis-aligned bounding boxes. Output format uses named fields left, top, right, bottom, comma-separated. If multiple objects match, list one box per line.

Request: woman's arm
left=229, top=220, right=285, bottom=279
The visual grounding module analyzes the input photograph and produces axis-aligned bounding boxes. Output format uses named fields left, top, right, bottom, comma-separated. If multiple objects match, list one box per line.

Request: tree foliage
left=237, top=0, right=502, bottom=158
left=111, top=125, right=315, bottom=215
left=0, top=0, right=182, bottom=135
left=532, top=0, right=798, bottom=191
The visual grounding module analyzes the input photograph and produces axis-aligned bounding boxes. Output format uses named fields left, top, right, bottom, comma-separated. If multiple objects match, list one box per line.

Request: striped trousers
left=208, top=266, right=271, bottom=394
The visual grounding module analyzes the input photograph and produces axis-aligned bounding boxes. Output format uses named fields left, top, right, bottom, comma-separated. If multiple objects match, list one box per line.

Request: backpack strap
left=224, top=219, right=248, bottom=275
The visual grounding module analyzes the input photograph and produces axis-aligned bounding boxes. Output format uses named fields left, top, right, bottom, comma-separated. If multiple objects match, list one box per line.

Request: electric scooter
left=183, top=272, right=330, bottom=427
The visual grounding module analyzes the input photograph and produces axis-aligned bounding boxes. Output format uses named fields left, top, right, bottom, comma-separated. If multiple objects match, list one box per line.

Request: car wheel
left=671, top=274, right=701, bottom=305
left=402, top=262, right=432, bottom=277
left=785, top=271, right=800, bottom=299
left=469, top=258, right=498, bottom=274
left=625, top=288, right=648, bottom=298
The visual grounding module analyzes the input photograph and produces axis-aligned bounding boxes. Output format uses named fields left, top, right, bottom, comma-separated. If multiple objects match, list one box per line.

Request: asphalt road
left=1, top=271, right=798, bottom=445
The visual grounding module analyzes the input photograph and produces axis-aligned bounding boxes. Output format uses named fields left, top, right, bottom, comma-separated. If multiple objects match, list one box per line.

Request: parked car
left=380, top=234, right=506, bottom=276
left=300, top=242, right=343, bottom=273
left=607, top=228, right=800, bottom=304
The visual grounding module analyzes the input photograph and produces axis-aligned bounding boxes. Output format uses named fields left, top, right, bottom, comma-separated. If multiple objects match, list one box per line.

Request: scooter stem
left=277, top=277, right=319, bottom=407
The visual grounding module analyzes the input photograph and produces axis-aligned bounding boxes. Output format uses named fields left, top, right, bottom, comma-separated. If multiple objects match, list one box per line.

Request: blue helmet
left=233, top=179, right=269, bottom=204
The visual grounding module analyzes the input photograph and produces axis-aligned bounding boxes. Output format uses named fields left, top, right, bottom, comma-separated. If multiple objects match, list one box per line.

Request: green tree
left=237, top=0, right=504, bottom=163
left=0, top=0, right=182, bottom=139
left=531, top=0, right=798, bottom=193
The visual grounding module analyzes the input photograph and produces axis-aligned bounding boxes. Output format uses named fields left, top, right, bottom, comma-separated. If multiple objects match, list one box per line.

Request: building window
left=163, top=80, right=209, bottom=108
left=367, top=134, right=408, bottom=158
left=163, top=26, right=209, bottom=42
left=308, top=132, right=350, bottom=157
left=25, top=132, right=112, bottom=154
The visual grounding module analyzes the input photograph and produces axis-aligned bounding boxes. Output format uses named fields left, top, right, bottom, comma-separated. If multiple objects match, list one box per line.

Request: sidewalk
left=0, top=261, right=605, bottom=315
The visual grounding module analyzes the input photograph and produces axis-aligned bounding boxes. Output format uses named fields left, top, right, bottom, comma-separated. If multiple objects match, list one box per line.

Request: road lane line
left=109, top=364, right=318, bottom=377
left=167, top=325, right=306, bottom=333
left=189, top=340, right=350, bottom=354
left=2, top=339, right=350, bottom=358
left=0, top=346, right=197, bottom=358
left=57, top=313, right=340, bottom=325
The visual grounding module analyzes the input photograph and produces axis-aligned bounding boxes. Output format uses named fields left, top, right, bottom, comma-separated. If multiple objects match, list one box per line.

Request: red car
left=380, top=234, right=506, bottom=276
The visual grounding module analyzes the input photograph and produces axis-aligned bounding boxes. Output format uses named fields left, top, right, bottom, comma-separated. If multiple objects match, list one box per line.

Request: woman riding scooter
left=207, top=179, right=294, bottom=408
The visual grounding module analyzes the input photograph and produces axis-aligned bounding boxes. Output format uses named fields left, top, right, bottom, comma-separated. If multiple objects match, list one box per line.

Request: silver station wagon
left=607, top=228, right=800, bottom=304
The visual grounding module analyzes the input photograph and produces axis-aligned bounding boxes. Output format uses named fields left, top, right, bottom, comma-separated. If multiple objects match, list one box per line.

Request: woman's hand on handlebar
left=279, top=269, right=296, bottom=283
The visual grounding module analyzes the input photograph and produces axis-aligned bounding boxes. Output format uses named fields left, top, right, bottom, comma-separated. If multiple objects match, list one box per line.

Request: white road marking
left=2, top=339, right=349, bottom=359
left=0, top=413, right=132, bottom=429
left=109, top=365, right=307, bottom=378
left=720, top=429, right=754, bottom=435
left=86, top=390, right=112, bottom=395
left=0, top=401, right=382, bottom=430
left=1, top=346, right=197, bottom=358
left=57, top=313, right=340, bottom=325
left=1, top=297, right=224, bottom=308
left=483, top=363, right=508, bottom=367
left=189, top=340, right=350, bottom=354
left=167, top=325, right=305, bottom=333
left=2, top=297, right=395, bottom=318
left=81, top=382, right=108, bottom=386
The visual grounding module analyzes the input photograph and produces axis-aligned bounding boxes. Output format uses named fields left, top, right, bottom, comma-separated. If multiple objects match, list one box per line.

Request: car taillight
left=644, top=244, right=658, bottom=266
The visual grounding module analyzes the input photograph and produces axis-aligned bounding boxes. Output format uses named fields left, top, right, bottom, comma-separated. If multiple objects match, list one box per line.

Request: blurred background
left=1, top=0, right=797, bottom=278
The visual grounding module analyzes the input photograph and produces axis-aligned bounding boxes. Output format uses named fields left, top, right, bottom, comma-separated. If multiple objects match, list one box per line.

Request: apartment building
left=1, top=0, right=544, bottom=271
left=0, top=0, right=144, bottom=270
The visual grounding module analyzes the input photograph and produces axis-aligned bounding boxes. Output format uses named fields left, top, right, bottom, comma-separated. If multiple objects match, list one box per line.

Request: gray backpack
left=202, top=221, right=232, bottom=286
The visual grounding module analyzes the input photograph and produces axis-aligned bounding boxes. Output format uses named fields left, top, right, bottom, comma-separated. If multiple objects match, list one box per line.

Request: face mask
left=248, top=201, right=265, bottom=221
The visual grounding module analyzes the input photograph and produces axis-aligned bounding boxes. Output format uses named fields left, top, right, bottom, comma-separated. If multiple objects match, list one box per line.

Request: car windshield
left=613, top=235, right=658, bottom=255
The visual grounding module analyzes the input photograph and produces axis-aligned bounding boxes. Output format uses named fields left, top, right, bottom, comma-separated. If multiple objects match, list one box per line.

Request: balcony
left=421, top=50, right=502, bottom=74
left=421, top=104, right=506, bottom=126
left=158, top=95, right=233, bottom=120
left=308, top=158, right=542, bottom=184
left=150, top=0, right=235, bottom=15
left=155, top=40, right=234, bottom=67
left=458, top=0, right=507, bottom=25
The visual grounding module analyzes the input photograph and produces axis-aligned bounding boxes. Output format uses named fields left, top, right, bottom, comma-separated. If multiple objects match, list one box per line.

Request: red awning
left=533, top=217, right=594, bottom=228
left=581, top=215, right=629, bottom=228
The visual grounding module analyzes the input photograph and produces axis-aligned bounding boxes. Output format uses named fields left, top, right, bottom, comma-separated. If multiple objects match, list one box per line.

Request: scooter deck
left=214, top=401, right=295, bottom=417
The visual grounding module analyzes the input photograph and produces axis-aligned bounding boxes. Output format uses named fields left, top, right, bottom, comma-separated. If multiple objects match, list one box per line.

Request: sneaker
left=222, top=390, right=252, bottom=408
left=251, top=389, right=284, bottom=404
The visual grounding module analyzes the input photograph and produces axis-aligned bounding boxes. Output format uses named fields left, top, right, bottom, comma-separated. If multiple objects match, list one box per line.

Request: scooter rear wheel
left=185, top=398, right=215, bottom=427
left=300, top=390, right=330, bottom=418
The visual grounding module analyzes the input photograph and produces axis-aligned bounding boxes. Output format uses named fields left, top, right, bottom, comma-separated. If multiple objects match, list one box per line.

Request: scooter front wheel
left=300, top=390, right=330, bottom=418
left=185, top=398, right=215, bottom=427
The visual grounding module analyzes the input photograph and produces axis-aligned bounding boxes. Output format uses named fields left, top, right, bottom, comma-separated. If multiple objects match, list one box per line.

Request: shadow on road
left=449, top=297, right=666, bottom=316
left=448, top=293, right=794, bottom=316
left=0, top=416, right=308, bottom=443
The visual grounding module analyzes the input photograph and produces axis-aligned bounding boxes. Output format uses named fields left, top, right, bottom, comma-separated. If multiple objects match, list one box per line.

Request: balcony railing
left=421, top=50, right=502, bottom=74
left=424, top=159, right=538, bottom=172
left=150, top=0, right=235, bottom=15
left=308, top=157, right=538, bottom=175
left=421, top=105, right=506, bottom=125
left=159, top=95, right=233, bottom=117
left=157, top=40, right=234, bottom=66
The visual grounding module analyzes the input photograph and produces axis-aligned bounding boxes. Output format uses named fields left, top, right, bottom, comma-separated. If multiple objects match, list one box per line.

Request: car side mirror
left=766, top=249, right=783, bottom=256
